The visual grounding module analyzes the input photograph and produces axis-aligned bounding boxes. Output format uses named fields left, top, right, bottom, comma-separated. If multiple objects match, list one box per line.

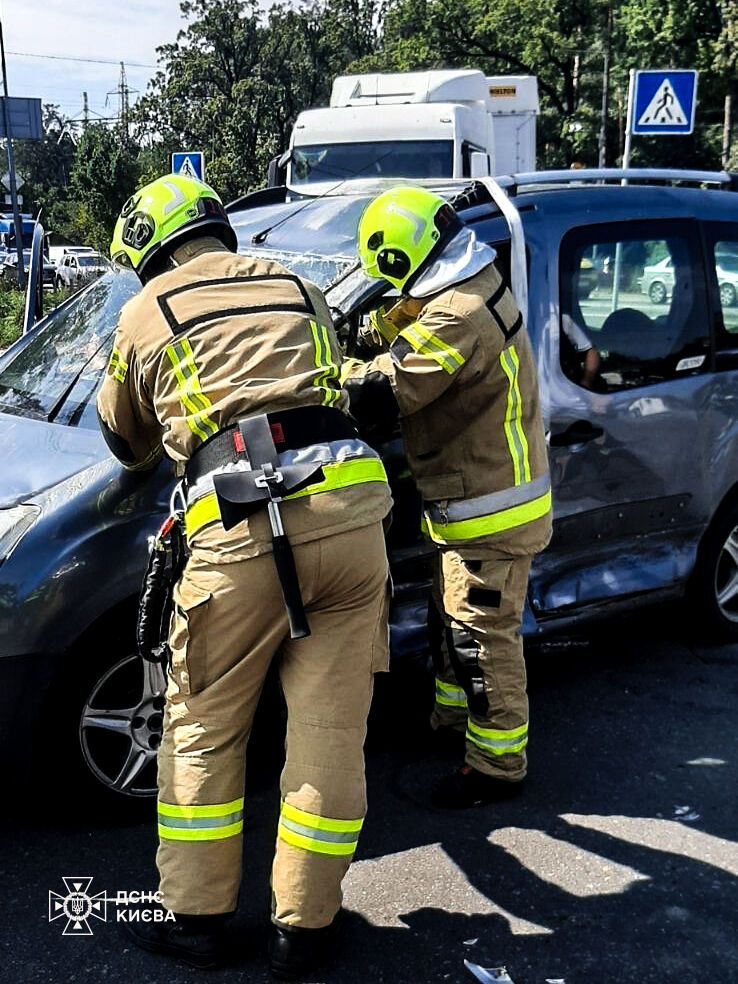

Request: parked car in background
left=2, top=169, right=738, bottom=800
left=54, top=251, right=111, bottom=290
left=641, top=249, right=738, bottom=307
left=47, top=246, right=96, bottom=268
left=1, top=249, right=55, bottom=289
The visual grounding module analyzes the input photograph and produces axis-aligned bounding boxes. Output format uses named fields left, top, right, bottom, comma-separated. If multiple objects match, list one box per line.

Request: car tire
left=37, top=617, right=163, bottom=805
left=691, top=499, right=738, bottom=642
left=649, top=281, right=667, bottom=304
left=55, top=277, right=63, bottom=291
left=719, top=282, right=737, bottom=308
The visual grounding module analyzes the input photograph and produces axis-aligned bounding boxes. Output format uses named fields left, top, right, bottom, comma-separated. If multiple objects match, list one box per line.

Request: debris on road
left=673, top=805, right=701, bottom=822
left=464, top=960, right=516, bottom=983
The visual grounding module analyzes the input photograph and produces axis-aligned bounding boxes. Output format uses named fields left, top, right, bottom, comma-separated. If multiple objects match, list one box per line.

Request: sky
left=2, top=0, right=184, bottom=122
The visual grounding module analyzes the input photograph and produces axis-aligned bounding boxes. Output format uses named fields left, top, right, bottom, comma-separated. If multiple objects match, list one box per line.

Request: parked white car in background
left=47, top=245, right=95, bottom=268
left=642, top=249, right=738, bottom=307
left=54, top=251, right=111, bottom=290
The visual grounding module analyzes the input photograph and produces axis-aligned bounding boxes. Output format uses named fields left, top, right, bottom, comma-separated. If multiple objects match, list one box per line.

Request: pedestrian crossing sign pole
left=622, top=69, right=698, bottom=174
left=171, top=151, right=205, bottom=182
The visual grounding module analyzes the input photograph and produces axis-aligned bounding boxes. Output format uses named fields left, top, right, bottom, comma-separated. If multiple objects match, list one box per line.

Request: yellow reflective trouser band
left=466, top=721, right=528, bottom=756
left=422, top=490, right=552, bottom=544
left=399, top=322, right=465, bottom=375
left=310, top=320, right=341, bottom=406
left=165, top=339, right=218, bottom=443
left=157, top=797, right=244, bottom=842
left=278, top=800, right=363, bottom=857
left=499, top=345, right=531, bottom=485
left=184, top=457, right=389, bottom=539
left=435, top=678, right=468, bottom=708
left=107, top=348, right=128, bottom=383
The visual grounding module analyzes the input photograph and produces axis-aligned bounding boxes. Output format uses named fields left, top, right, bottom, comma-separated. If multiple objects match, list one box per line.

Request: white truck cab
left=282, top=70, right=539, bottom=192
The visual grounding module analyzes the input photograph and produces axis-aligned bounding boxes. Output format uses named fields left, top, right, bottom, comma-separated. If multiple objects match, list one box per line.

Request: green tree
left=12, top=106, right=76, bottom=225
left=133, top=0, right=382, bottom=200
left=60, top=124, right=141, bottom=248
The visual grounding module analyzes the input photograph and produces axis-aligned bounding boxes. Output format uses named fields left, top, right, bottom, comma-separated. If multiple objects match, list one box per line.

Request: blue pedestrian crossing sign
left=632, top=70, right=698, bottom=136
left=171, top=151, right=205, bottom=181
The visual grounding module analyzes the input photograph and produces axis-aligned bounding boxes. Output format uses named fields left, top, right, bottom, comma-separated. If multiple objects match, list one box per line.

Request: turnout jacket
left=346, top=262, right=551, bottom=554
left=97, top=241, right=391, bottom=562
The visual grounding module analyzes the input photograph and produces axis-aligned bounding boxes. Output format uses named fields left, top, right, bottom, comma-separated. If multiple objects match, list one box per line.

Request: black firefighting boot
left=268, top=922, right=332, bottom=980
left=125, top=910, right=230, bottom=969
left=431, top=765, right=525, bottom=809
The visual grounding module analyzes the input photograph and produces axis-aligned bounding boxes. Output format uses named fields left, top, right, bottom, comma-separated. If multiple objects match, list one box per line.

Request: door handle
left=549, top=419, right=604, bottom=447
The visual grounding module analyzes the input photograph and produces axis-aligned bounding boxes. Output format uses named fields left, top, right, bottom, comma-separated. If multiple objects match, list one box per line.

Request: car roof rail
left=494, top=168, right=738, bottom=195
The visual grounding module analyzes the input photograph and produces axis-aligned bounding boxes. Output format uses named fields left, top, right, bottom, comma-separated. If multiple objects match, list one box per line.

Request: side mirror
left=23, top=215, right=45, bottom=335
left=266, top=150, right=291, bottom=188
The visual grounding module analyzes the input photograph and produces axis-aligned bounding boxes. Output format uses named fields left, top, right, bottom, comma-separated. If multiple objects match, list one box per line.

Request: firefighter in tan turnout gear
left=97, top=173, right=392, bottom=976
left=346, top=186, right=552, bottom=809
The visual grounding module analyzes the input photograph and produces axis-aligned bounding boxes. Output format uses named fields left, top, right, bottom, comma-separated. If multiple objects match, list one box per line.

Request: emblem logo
left=48, top=877, right=108, bottom=936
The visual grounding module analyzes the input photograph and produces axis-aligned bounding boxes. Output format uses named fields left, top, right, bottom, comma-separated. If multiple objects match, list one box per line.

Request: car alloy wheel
left=648, top=280, right=667, bottom=304
left=719, top=282, right=737, bottom=308
left=714, top=522, right=738, bottom=623
left=79, top=655, right=166, bottom=797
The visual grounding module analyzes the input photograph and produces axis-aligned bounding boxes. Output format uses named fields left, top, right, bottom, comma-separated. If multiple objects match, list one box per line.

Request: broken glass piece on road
left=464, top=960, right=515, bottom=983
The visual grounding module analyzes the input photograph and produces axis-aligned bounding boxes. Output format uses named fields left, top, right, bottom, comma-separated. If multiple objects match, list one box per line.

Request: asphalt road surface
left=1, top=608, right=737, bottom=984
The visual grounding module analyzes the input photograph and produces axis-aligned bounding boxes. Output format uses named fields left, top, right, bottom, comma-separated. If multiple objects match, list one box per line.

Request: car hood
left=0, top=412, right=108, bottom=507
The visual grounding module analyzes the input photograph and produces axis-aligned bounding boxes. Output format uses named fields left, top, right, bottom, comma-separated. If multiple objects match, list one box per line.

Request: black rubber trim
left=157, top=274, right=316, bottom=335
left=468, top=587, right=502, bottom=608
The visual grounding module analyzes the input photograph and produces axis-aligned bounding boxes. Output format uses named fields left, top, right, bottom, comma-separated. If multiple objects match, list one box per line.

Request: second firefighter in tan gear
left=348, top=186, right=552, bottom=799
left=97, top=173, right=392, bottom=971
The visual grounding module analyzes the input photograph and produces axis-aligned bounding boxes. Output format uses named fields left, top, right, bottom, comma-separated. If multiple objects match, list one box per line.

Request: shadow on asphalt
left=1, top=606, right=737, bottom=983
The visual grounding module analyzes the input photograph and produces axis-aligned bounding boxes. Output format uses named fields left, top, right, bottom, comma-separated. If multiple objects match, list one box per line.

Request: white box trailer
left=280, top=70, right=539, bottom=191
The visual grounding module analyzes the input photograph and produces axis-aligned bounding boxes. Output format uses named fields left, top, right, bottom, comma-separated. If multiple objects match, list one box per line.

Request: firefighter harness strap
left=185, top=407, right=359, bottom=640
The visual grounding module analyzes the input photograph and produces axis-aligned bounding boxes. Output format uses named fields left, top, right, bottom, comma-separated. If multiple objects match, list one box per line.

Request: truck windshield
left=291, top=140, right=454, bottom=185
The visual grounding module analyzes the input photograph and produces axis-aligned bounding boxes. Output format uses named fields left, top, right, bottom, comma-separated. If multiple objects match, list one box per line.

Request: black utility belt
left=185, top=405, right=358, bottom=486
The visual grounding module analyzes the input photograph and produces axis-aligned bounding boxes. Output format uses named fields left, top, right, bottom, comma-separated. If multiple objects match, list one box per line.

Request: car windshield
left=78, top=255, right=103, bottom=267
left=290, top=141, right=454, bottom=185
left=0, top=271, right=138, bottom=423
left=718, top=254, right=738, bottom=273
left=232, top=194, right=371, bottom=289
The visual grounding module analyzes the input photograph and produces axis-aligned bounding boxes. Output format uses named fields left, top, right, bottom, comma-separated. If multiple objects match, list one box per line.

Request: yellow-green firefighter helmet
left=110, top=173, right=237, bottom=281
left=357, top=186, right=461, bottom=292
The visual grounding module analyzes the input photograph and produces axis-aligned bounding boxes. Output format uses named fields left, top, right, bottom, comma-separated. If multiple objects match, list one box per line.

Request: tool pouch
left=137, top=513, right=187, bottom=668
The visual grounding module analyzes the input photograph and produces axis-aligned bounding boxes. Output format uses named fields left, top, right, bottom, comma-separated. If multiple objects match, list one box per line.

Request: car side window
left=559, top=220, right=709, bottom=392
left=702, top=224, right=738, bottom=346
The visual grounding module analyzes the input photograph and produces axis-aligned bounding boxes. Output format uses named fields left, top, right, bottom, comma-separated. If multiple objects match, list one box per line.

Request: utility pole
left=598, top=1, right=612, bottom=168
left=119, top=62, right=129, bottom=141
left=82, top=91, right=89, bottom=131
left=0, top=15, right=25, bottom=288
left=723, top=92, right=733, bottom=170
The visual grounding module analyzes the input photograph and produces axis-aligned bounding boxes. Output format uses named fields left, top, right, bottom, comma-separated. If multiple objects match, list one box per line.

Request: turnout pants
left=429, top=548, right=532, bottom=781
left=156, top=522, right=390, bottom=927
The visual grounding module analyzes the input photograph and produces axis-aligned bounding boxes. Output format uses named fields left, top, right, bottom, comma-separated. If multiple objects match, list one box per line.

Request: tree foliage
left=10, top=0, right=738, bottom=247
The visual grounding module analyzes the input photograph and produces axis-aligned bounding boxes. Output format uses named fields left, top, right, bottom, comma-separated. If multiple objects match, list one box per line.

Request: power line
left=7, top=50, right=155, bottom=69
